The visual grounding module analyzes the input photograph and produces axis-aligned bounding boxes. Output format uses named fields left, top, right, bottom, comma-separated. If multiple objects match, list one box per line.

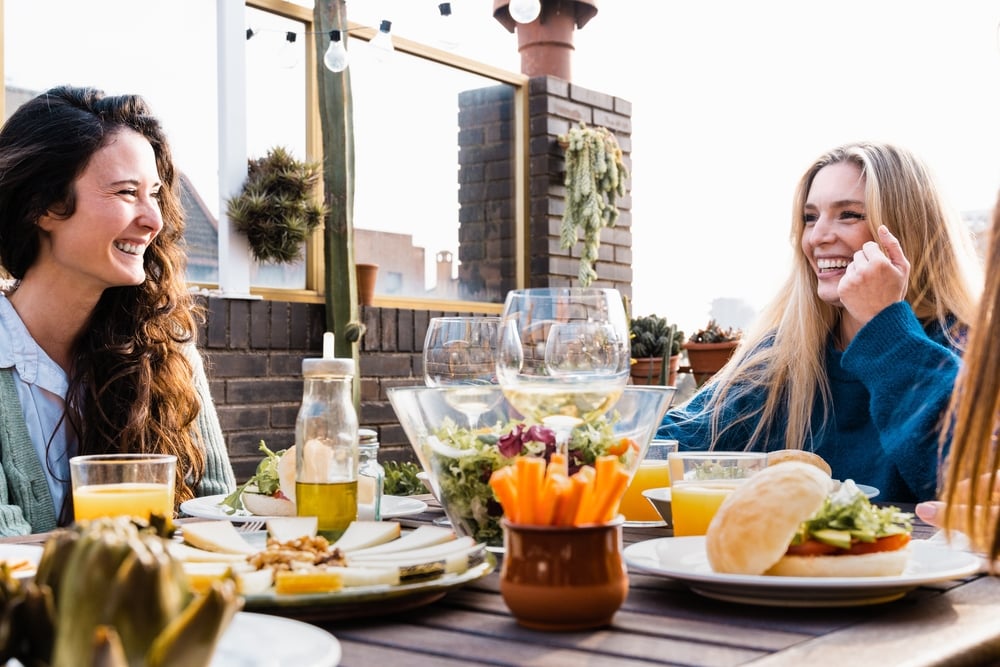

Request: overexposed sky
left=7, top=1, right=1000, bottom=333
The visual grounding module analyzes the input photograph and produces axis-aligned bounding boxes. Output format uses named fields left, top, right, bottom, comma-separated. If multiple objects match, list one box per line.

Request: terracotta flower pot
left=499, top=517, right=628, bottom=631
left=356, top=263, right=378, bottom=306
left=684, top=341, right=738, bottom=386
left=630, top=355, right=680, bottom=386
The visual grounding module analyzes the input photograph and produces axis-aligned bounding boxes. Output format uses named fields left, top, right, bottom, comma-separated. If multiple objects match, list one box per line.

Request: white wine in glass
left=423, top=316, right=501, bottom=428
left=497, top=288, right=630, bottom=453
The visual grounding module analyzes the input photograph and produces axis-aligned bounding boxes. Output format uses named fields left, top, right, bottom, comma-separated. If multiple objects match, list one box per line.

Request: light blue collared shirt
left=0, top=293, right=72, bottom=514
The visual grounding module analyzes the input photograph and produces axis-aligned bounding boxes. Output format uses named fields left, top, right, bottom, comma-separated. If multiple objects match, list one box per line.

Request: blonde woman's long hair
left=942, top=192, right=1000, bottom=565
left=694, top=141, right=980, bottom=452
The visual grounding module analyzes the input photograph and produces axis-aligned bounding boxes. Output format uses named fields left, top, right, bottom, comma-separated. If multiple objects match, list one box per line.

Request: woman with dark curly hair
left=0, top=85, right=235, bottom=535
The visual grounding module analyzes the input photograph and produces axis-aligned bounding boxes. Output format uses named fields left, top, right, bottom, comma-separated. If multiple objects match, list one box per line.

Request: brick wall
left=198, top=296, right=485, bottom=481
left=528, top=76, right=633, bottom=297
left=201, top=77, right=632, bottom=483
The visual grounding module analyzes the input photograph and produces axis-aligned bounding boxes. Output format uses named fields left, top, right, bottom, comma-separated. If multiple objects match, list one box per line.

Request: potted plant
left=684, top=319, right=743, bottom=386
left=226, top=146, right=327, bottom=264
left=557, top=122, right=629, bottom=287
left=629, top=314, right=684, bottom=386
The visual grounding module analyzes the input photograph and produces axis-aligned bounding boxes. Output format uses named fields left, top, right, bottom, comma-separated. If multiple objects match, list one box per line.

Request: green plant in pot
left=557, top=122, right=629, bottom=287
left=226, top=146, right=327, bottom=264
left=629, top=314, right=684, bottom=386
left=684, top=319, right=743, bottom=386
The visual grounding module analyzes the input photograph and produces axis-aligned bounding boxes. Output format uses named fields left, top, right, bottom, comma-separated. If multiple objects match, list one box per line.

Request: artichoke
left=2, top=517, right=243, bottom=667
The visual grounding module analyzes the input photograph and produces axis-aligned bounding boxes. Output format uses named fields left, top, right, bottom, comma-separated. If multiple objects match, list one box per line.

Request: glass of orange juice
left=668, top=451, right=766, bottom=536
left=619, top=439, right=678, bottom=524
left=70, top=454, right=176, bottom=522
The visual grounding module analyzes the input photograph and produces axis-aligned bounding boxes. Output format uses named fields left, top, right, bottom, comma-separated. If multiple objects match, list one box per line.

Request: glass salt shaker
left=357, top=428, right=384, bottom=521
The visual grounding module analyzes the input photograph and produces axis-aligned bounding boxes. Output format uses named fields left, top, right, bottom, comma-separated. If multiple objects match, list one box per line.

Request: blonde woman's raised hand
left=838, top=225, right=911, bottom=324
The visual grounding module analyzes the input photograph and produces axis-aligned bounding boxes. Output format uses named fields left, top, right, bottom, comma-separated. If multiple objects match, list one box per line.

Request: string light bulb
left=371, top=19, right=394, bottom=53
left=436, top=2, right=460, bottom=50
left=277, top=31, right=300, bottom=69
left=323, top=30, right=349, bottom=72
left=508, top=0, right=541, bottom=24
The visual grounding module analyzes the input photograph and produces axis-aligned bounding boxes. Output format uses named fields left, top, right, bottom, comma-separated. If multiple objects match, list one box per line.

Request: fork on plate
left=235, top=519, right=266, bottom=533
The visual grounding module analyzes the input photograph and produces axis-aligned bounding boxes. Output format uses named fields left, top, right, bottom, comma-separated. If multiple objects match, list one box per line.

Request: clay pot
left=630, top=354, right=680, bottom=386
left=499, top=517, right=628, bottom=631
left=684, top=341, right=738, bottom=386
left=356, top=263, right=378, bottom=306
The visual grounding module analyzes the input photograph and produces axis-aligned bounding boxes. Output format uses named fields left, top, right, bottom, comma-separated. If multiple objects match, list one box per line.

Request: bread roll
left=766, top=449, right=832, bottom=477
left=765, top=547, right=910, bottom=577
left=705, top=461, right=832, bottom=575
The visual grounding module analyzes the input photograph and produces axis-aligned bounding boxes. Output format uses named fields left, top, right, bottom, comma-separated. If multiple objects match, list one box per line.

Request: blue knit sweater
left=658, top=303, right=960, bottom=502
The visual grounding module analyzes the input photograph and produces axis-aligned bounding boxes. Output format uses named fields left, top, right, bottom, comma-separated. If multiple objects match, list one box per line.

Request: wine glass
left=496, top=288, right=630, bottom=454
left=422, top=316, right=501, bottom=429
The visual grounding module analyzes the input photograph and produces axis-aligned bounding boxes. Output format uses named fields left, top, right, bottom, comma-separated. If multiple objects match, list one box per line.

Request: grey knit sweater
left=0, top=346, right=235, bottom=536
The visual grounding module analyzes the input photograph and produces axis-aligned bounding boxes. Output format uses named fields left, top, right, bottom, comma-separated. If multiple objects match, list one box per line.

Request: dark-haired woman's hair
left=0, top=85, right=207, bottom=512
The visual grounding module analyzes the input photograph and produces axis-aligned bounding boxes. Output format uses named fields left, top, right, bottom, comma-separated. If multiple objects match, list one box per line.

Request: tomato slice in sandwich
left=786, top=533, right=910, bottom=557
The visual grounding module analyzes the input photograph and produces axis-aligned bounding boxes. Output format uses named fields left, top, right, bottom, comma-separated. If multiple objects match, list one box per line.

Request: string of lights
left=246, top=1, right=541, bottom=73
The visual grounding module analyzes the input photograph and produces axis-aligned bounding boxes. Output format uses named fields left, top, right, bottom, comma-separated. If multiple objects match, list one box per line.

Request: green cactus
left=630, top=314, right=684, bottom=358
left=688, top=319, right=743, bottom=344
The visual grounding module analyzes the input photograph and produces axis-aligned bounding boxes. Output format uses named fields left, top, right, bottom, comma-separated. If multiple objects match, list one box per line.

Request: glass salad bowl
left=387, top=385, right=676, bottom=549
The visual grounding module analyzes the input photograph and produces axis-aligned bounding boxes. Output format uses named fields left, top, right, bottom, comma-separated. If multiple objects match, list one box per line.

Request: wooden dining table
left=320, top=495, right=1000, bottom=667
left=5, top=496, right=999, bottom=666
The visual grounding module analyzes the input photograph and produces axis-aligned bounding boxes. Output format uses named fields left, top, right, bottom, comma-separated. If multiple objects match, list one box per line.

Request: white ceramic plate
left=211, top=612, right=340, bottom=667
left=0, top=544, right=43, bottom=580
left=241, top=556, right=495, bottom=619
left=180, top=494, right=428, bottom=523
left=624, top=536, right=981, bottom=607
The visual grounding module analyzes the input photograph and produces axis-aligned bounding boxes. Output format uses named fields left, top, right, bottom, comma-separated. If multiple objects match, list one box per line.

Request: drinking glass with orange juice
left=667, top=451, right=766, bottom=536
left=70, top=454, right=176, bottom=522
left=619, top=439, right=677, bottom=524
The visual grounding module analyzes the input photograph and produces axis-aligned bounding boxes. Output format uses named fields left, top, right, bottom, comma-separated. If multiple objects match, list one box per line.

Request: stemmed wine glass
left=496, top=288, right=630, bottom=455
left=422, top=316, right=502, bottom=429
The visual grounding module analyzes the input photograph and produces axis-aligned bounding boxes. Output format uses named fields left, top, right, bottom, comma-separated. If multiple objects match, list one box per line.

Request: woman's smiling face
left=801, top=161, right=876, bottom=307
left=35, top=128, right=163, bottom=296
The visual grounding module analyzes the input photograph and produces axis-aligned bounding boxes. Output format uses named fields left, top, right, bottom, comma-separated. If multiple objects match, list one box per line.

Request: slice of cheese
left=325, top=565, right=400, bottom=587
left=181, top=521, right=256, bottom=555
left=350, top=542, right=487, bottom=580
left=181, top=562, right=272, bottom=595
left=169, top=541, right=250, bottom=563
left=347, top=525, right=455, bottom=557
left=330, top=521, right=401, bottom=552
left=266, top=516, right=318, bottom=542
left=347, top=536, right=477, bottom=564
left=274, top=569, right=343, bottom=595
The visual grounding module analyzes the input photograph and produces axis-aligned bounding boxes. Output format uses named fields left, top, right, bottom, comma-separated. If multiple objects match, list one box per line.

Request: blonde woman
left=916, top=193, right=1000, bottom=563
left=658, top=141, right=981, bottom=502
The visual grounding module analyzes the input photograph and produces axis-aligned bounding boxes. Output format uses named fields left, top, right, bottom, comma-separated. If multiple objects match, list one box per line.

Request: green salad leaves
left=429, top=413, right=632, bottom=548
left=790, top=480, right=913, bottom=550
left=220, top=441, right=288, bottom=514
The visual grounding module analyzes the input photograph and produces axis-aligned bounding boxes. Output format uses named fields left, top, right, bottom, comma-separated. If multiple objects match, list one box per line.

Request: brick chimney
left=492, top=0, right=598, bottom=80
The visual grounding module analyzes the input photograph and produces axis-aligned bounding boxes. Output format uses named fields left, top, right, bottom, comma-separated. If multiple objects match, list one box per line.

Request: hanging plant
left=226, top=146, right=327, bottom=264
left=557, top=122, right=629, bottom=286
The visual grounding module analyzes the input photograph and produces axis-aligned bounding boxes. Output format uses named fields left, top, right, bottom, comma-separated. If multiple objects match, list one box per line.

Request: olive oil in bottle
left=294, top=332, right=359, bottom=540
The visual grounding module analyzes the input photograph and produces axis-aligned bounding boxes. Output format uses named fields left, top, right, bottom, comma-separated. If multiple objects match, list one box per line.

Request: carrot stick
left=516, top=456, right=546, bottom=525
left=537, top=473, right=570, bottom=526
left=489, top=466, right=520, bottom=523
left=572, top=465, right=597, bottom=526
left=548, top=452, right=568, bottom=478
left=554, top=475, right=585, bottom=526
left=590, top=467, right=630, bottom=523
